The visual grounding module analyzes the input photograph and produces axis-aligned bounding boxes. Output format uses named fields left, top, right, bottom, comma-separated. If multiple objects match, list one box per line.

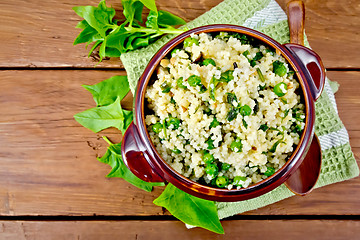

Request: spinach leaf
left=153, top=183, right=224, bottom=234
left=157, top=10, right=186, bottom=26
left=73, top=0, right=186, bottom=60
left=73, top=0, right=116, bottom=38
left=74, top=97, right=128, bottom=133
left=82, top=75, right=130, bottom=106
left=99, top=136, right=164, bottom=192
left=123, top=109, right=134, bottom=131
left=139, top=0, right=157, bottom=11
left=146, top=10, right=159, bottom=29
left=122, top=0, right=144, bottom=24
left=73, top=22, right=102, bottom=46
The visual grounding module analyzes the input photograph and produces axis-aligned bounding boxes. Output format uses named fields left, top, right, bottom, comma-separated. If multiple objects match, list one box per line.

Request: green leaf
left=145, top=10, right=159, bottom=29
left=73, top=1, right=116, bottom=37
left=122, top=0, right=144, bottom=25
left=74, top=24, right=102, bottom=45
left=105, top=47, right=121, bottom=57
left=106, top=24, right=128, bottom=52
left=153, top=184, right=224, bottom=234
left=82, top=75, right=130, bottom=106
left=139, top=0, right=157, bottom=12
left=73, top=0, right=185, bottom=61
left=98, top=138, right=164, bottom=192
left=99, top=36, right=107, bottom=60
left=88, top=40, right=102, bottom=57
left=74, top=97, right=126, bottom=133
left=76, top=20, right=89, bottom=29
left=123, top=109, right=133, bottom=132
left=157, top=10, right=186, bottom=26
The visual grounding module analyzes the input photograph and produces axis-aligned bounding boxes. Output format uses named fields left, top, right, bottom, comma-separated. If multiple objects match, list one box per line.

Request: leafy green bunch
left=73, top=0, right=186, bottom=60
left=74, top=75, right=224, bottom=234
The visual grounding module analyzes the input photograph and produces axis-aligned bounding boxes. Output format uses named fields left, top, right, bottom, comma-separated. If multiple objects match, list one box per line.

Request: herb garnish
left=73, top=0, right=186, bottom=61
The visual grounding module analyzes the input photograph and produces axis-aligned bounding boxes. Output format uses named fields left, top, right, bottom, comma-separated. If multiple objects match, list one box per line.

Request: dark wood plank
left=0, top=0, right=359, bottom=68
left=0, top=70, right=359, bottom=216
left=1, top=220, right=360, bottom=239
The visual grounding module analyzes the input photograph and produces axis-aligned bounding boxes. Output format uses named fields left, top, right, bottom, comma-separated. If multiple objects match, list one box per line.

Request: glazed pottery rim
left=134, top=24, right=315, bottom=196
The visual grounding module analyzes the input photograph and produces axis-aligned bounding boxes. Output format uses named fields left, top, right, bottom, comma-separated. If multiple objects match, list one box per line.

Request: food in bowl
left=144, top=32, right=306, bottom=190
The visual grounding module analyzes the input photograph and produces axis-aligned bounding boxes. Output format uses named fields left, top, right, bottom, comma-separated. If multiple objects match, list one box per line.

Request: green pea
left=273, top=60, right=287, bottom=77
left=183, top=37, right=199, bottom=48
left=230, top=138, right=243, bottom=152
left=152, top=122, right=163, bottom=134
left=172, top=148, right=182, bottom=154
left=273, top=82, right=288, bottom=97
left=203, top=152, right=214, bottom=164
left=171, top=48, right=181, bottom=57
left=239, top=105, right=251, bottom=116
left=205, top=163, right=218, bottom=177
left=264, top=167, right=276, bottom=177
left=221, top=163, right=231, bottom=171
left=233, top=176, right=247, bottom=186
left=166, top=117, right=180, bottom=130
left=219, top=70, right=234, bottom=83
left=215, top=176, right=228, bottom=188
left=202, top=58, right=216, bottom=66
left=188, top=75, right=202, bottom=87
left=176, top=77, right=187, bottom=89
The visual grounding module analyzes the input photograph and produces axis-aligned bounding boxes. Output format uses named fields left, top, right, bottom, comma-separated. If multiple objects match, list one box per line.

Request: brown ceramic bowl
left=121, top=24, right=325, bottom=202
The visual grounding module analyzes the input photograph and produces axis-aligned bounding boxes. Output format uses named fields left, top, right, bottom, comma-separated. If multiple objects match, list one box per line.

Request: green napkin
left=120, top=0, right=359, bottom=219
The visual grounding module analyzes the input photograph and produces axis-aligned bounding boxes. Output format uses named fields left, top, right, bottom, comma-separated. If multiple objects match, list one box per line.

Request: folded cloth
left=120, top=0, right=359, bottom=220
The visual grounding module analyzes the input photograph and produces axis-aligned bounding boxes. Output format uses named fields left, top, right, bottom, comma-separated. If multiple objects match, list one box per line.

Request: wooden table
left=1, top=0, right=359, bottom=238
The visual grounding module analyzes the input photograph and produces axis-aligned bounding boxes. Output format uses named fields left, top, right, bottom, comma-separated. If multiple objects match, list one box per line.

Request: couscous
left=144, top=32, right=305, bottom=189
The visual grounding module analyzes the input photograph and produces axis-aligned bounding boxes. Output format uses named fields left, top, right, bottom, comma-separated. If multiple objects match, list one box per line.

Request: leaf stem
left=102, top=136, right=113, bottom=146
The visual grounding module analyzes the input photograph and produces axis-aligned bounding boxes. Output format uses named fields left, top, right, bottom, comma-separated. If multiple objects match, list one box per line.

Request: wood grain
left=1, top=220, right=360, bottom=239
left=0, top=0, right=359, bottom=69
left=0, top=70, right=359, bottom=216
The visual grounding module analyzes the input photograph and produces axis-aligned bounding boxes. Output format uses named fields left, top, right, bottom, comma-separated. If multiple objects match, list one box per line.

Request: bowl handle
left=121, top=122, right=165, bottom=183
left=284, top=134, right=322, bottom=195
left=284, top=43, right=325, bottom=101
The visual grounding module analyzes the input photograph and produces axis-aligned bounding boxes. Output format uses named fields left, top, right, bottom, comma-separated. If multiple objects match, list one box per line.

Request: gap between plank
left=0, top=215, right=359, bottom=221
